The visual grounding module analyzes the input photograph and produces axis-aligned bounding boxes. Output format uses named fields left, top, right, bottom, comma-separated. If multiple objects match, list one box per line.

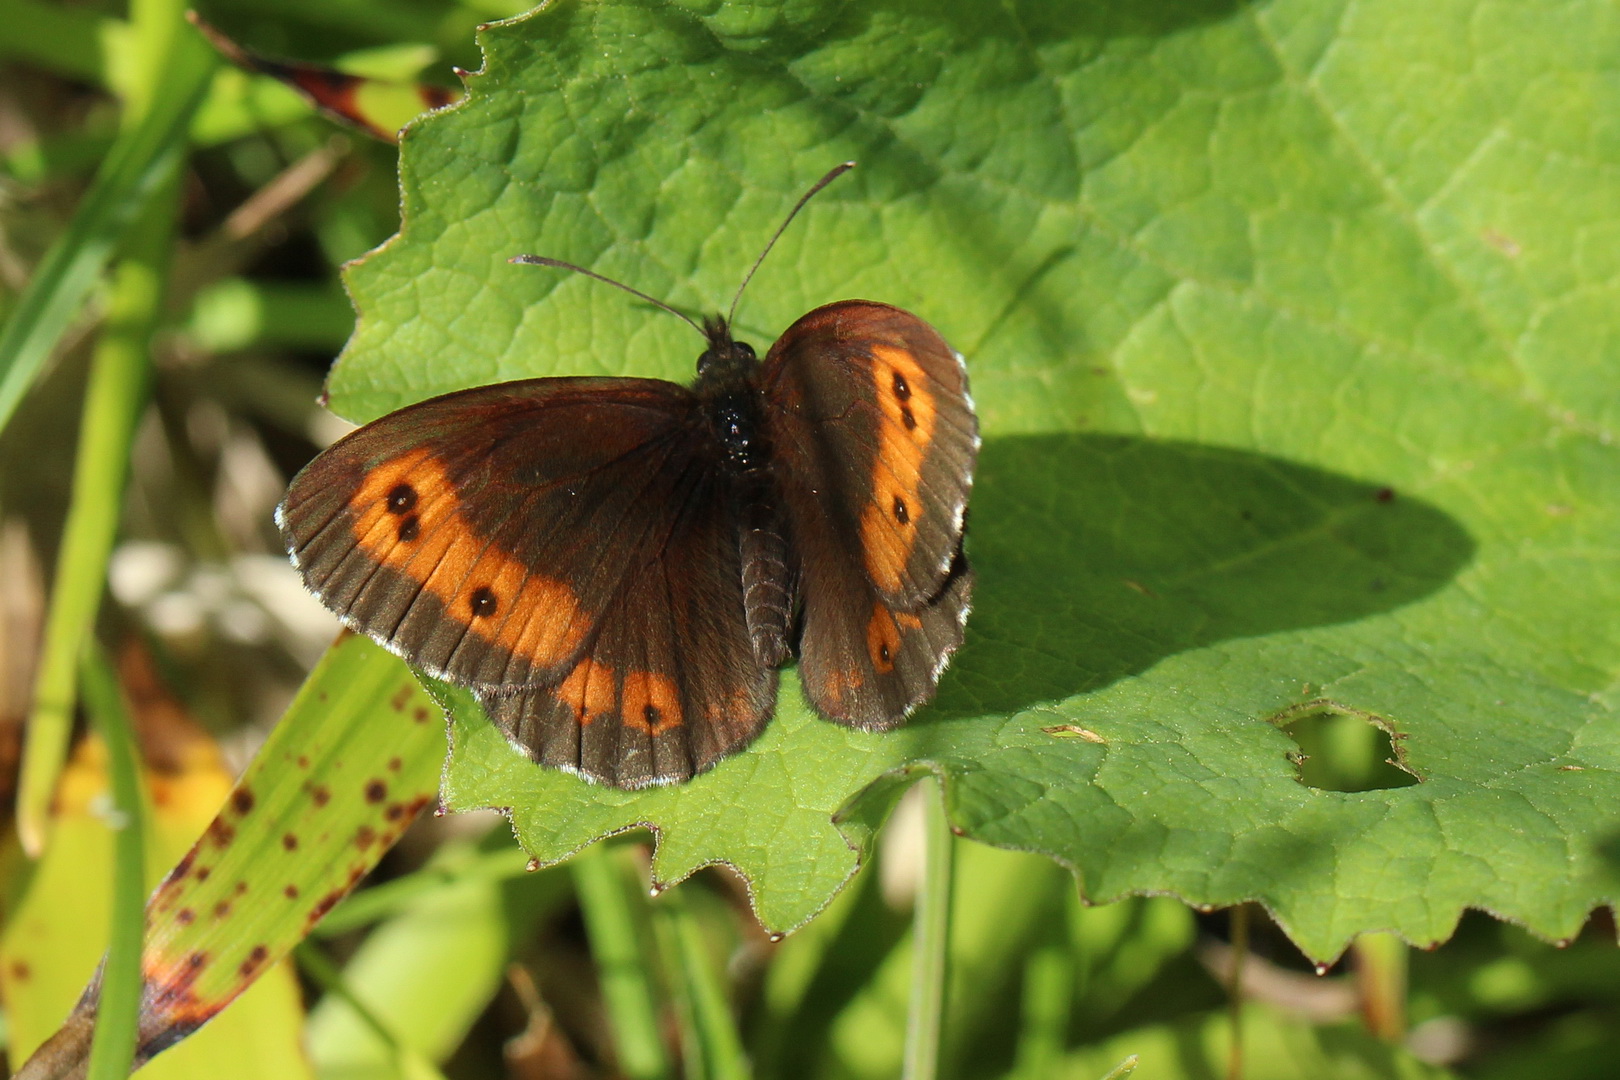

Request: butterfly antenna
left=508, top=254, right=705, bottom=336
left=726, top=161, right=856, bottom=328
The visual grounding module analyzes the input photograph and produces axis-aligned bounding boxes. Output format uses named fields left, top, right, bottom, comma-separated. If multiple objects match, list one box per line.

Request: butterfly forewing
left=762, top=302, right=977, bottom=606
left=760, top=301, right=978, bottom=728
left=280, top=376, right=777, bottom=788
left=279, top=379, right=704, bottom=689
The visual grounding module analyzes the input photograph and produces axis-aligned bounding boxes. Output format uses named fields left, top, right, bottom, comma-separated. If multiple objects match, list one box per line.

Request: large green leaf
left=327, top=0, right=1620, bottom=960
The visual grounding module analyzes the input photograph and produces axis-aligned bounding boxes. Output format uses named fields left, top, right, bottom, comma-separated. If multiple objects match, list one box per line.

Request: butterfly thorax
left=694, top=317, right=767, bottom=473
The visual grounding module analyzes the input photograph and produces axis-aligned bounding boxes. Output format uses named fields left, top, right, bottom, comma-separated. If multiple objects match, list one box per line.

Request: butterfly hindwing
left=477, top=461, right=776, bottom=787
left=760, top=301, right=978, bottom=728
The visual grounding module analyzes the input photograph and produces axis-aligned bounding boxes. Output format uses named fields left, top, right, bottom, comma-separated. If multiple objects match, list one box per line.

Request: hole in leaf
left=1275, top=703, right=1419, bottom=792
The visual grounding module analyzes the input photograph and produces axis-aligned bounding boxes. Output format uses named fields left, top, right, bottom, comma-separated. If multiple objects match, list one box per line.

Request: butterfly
left=277, top=164, right=978, bottom=788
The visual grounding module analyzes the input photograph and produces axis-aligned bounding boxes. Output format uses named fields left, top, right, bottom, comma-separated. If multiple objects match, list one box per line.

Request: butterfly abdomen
left=735, top=475, right=793, bottom=668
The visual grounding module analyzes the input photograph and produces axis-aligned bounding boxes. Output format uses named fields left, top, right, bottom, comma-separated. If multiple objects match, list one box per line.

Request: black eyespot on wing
left=387, top=483, right=417, bottom=513
left=469, top=587, right=498, bottom=618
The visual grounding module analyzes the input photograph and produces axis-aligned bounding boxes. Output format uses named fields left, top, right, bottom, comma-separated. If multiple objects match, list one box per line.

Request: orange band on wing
left=347, top=448, right=588, bottom=669
left=866, top=603, right=901, bottom=674
left=704, top=688, right=756, bottom=726
left=860, top=343, right=937, bottom=594
left=558, top=657, right=616, bottom=724
left=622, top=671, right=683, bottom=734
left=817, top=668, right=865, bottom=713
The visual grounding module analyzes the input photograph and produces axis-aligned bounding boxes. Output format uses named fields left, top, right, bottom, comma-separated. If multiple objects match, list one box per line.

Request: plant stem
left=1353, top=931, right=1408, bottom=1041
left=902, top=776, right=954, bottom=1080
left=572, top=844, right=670, bottom=1080
left=79, top=643, right=146, bottom=1080
left=1226, top=903, right=1249, bottom=1080
left=1012, top=941, right=1072, bottom=1079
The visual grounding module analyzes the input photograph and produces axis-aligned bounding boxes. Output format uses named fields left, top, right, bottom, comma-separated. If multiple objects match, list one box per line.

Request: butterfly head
left=695, top=315, right=759, bottom=387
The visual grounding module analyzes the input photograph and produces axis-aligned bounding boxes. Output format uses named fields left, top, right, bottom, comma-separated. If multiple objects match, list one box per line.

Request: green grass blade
left=0, top=0, right=118, bottom=85
left=305, top=831, right=570, bottom=1074
left=902, top=777, right=954, bottom=1080
left=127, top=635, right=441, bottom=1065
left=650, top=887, right=748, bottom=1080
left=0, top=20, right=213, bottom=439
left=16, top=161, right=181, bottom=856
left=311, top=836, right=535, bottom=937
left=1097, top=1056, right=1139, bottom=1080
left=296, top=942, right=451, bottom=1080
left=13, top=0, right=213, bottom=855
left=13, top=634, right=444, bottom=1077
left=572, top=845, right=671, bottom=1080
left=77, top=645, right=146, bottom=1080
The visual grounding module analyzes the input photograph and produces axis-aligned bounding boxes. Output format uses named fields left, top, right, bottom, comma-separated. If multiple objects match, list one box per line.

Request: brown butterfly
left=277, top=164, right=978, bottom=788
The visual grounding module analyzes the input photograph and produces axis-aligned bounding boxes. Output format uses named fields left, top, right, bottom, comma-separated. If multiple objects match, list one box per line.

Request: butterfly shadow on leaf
left=918, top=432, right=1476, bottom=730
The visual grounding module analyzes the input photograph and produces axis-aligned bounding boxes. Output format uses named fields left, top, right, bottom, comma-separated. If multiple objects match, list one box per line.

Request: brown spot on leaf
left=1043, top=724, right=1107, bottom=743
left=385, top=803, right=406, bottom=821
left=311, top=785, right=331, bottom=807
left=284, top=885, right=300, bottom=899
left=176, top=908, right=196, bottom=925
left=297, top=754, right=310, bottom=769
left=356, top=825, right=377, bottom=849
left=195, top=866, right=211, bottom=882
left=239, top=945, right=269, bottom=979
left=388, top=756, right=402, bottom=772
left=364, top=779, right=387, bottom=803
left=214, top=901, right=232, bottom=919
left=136, top=951, right=216, bottom=1057
left=413, top=706, right=430, bottom=723
left=9, top=960, right=28, bottom=981
left=231, top=788, right=254, bottom=815
left=390, top=685, right=413, bottom=711
left=1375, top=487, right=1395, bottom=503
left=207, top=818, right=235, bottom=847
left=282, top=832, right=299, bottom=851
left=307, top=890, right=345, bottom=930
left=153, top=850, right=198, bottom=908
